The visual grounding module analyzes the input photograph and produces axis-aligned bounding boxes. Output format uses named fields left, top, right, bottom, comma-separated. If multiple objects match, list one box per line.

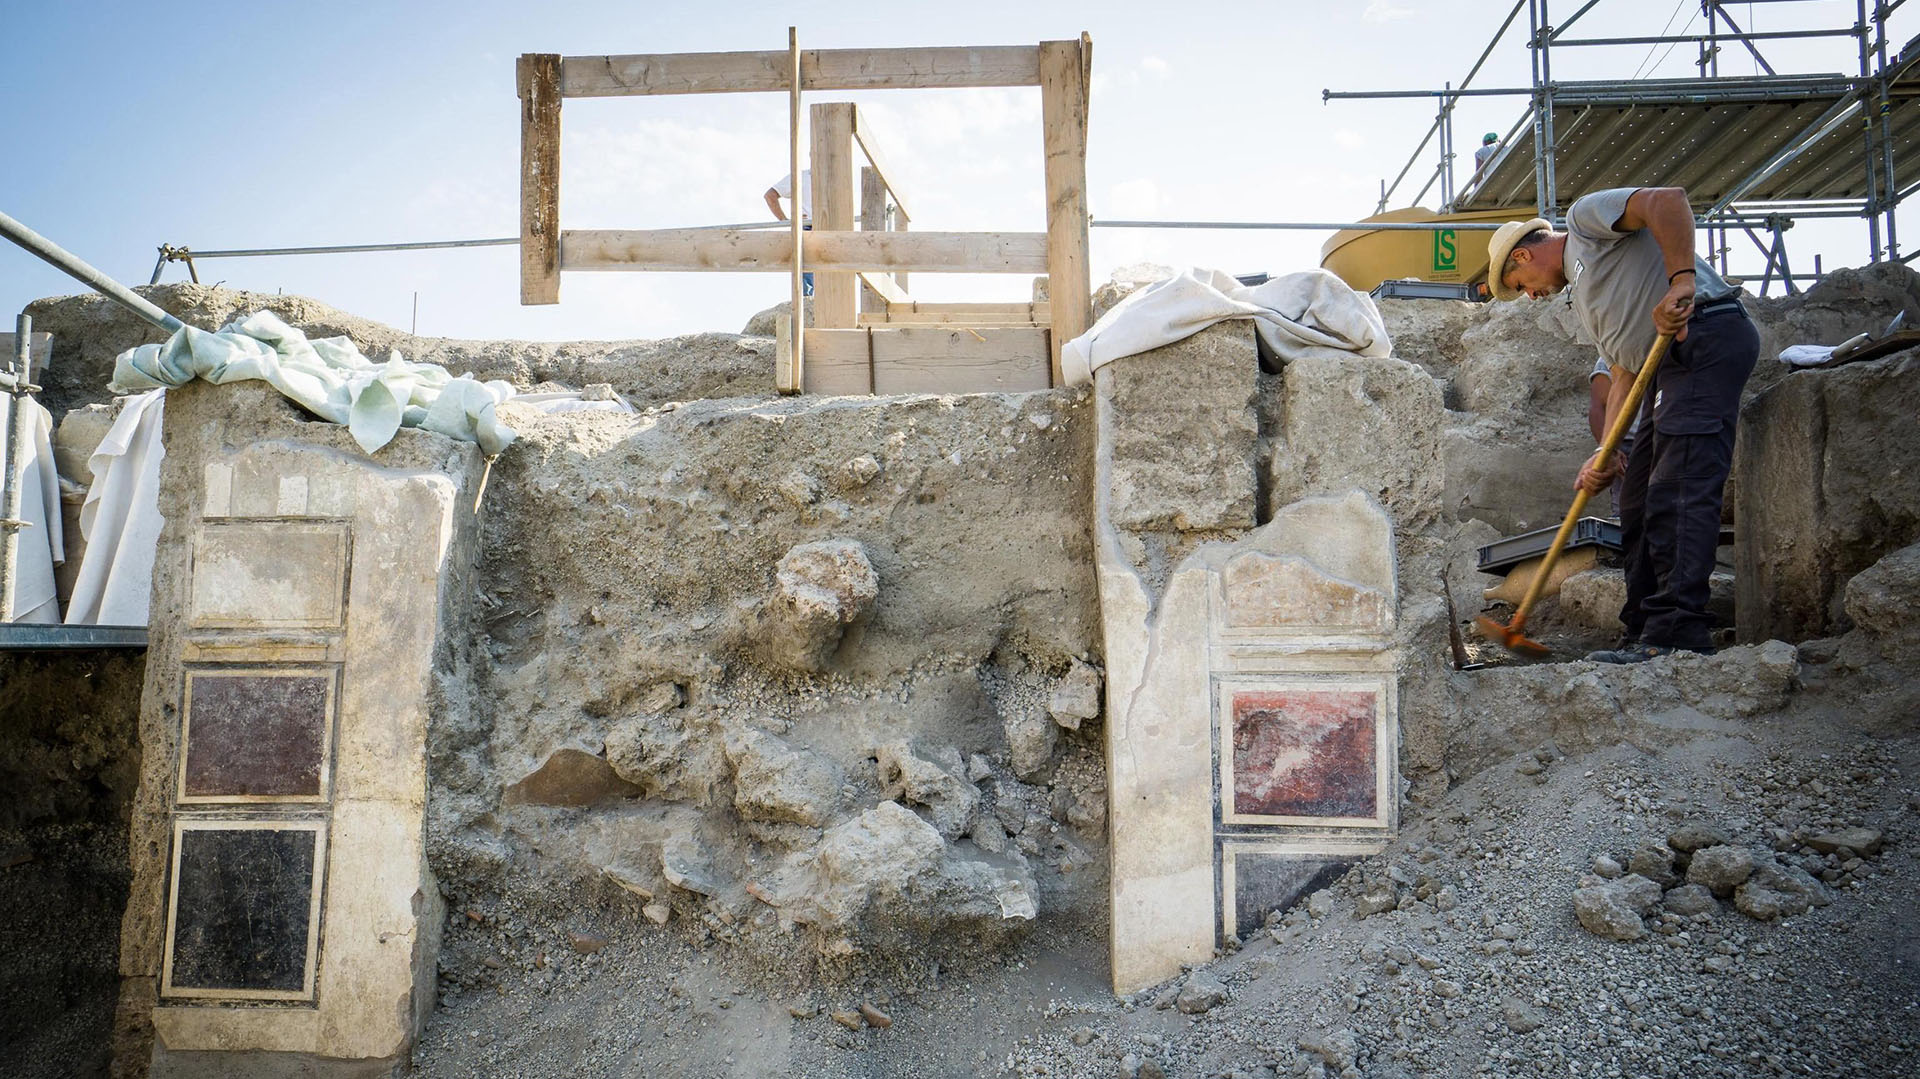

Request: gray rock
left=605, top=711, right=723, bottom=803
left=1627, top=843, right=1679, bottom=887
left=1003, top=704, right=1059, bottom=780
left=724, top=728, right=843, bottom=827
left=1590, top=854, right=1624, bottom=879
left=755, top=539, right=880, bottom=671
left=874, top=740, right=979, bottom=840
left=1299, top=1028, right=1357, bottom=1069
left=1735, top=861, right=1831, bottom=921
left=1573, top=880, right=1653, bottom=940
left=1615, top=873, right=1664, bottom=914
left=1048, top=659, right=1104, bottom=730
left=1667, top=823, right=1733, bottom=855
left=1501, top=998, right=1546, bottom=1034
left=1807, top=827, right=1885, bottom=857
left=1662, top=883, right=1720, bottom=916
left=1105, top=322, right=1259, bottom=532
left=1354, top=885, right=1400, bottom=919
left=1306, top=890, right=1334, bottom=920
left=1686, top=845, right=1757, bottom=898
left=1176, top=971, right=1229, bottom=1014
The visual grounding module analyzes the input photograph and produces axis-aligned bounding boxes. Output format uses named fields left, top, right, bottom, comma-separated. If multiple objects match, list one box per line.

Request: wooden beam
left=851, top=109, right=910, bottom=223
left=561, top=229, right=1049, bottom=273
left=774, top=313, right=798, bottom=394
left=871, top=327, right=1051, bottom=394
left=858, top=302, right=1049, bottom=326
left=858, top=268, right=909, bottom=305
left=1039, top=37, right=1091, bottom=387
left=786, top=28, right=803, bottom=395
left=798, top=328, right=874, bottom=395
left=559, top=45, right=1042, bottom=97
left=859, top=168, right=891, bottom=314
left=811, top=103, right=858, bottom=329
left=517, top=53, right=562, bottom=305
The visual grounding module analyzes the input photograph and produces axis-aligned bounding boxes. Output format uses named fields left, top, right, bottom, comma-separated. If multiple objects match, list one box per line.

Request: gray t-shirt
left=1564, top=187, right=1736, bottom=373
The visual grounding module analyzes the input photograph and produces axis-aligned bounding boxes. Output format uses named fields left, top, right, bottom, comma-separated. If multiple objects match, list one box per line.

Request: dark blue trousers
left=1616, top=303, right=1759, bottom=650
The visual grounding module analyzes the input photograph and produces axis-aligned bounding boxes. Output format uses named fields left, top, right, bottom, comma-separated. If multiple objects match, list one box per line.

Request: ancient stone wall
left=429, top=387, right=1110, bottom=970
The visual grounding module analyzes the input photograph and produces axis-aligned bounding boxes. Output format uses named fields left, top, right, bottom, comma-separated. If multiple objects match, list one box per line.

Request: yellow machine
left=1320, top=206, right=1533, bottom=294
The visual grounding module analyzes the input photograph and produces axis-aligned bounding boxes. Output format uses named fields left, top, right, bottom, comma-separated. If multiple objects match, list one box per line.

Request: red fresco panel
left=1231, top=689, right=1376, bottom=819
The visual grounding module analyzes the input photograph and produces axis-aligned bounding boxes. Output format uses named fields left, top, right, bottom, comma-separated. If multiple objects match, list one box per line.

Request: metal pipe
left=1547, top=0, right=1605, bottom=41
left=151, top=221, right=787, bottom=267
left=1859, top=0, right=1883, bottom=260
left=1707, top=2, right=1779, bottom=75
left=1089, top=220, right=1507, bottom=231
left=1, top=315, right=29, bottom=624
left=1530, top=0, right=1549, bottom=216
left=1370, top=0, right=1526, bottom=211
left=1540, top=0, right=1559, bottom=218
left=1553, top=28, right=1861, bottom=47
left=0, top=211, right=184, bottom=334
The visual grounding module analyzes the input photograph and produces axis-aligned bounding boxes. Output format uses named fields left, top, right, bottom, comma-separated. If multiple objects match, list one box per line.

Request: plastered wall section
left=113, top=381, right=481, bottom=1077
left=1094, top=325, right=1400, bottom=996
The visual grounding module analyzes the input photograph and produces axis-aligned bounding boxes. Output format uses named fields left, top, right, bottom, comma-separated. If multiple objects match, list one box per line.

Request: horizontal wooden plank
left=562, top=229, right=1047, bottom=273
left=873, top=327, right=1051, bottom=394
left=800, top=329, right=874, bottom=396
left=561, top=45, right=1041, bottom=97
left=859, top=302, right=1049, bottom=326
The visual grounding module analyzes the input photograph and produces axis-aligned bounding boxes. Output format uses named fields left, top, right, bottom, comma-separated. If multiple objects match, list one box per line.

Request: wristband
left=1668, top=268, right=1696, bottom=285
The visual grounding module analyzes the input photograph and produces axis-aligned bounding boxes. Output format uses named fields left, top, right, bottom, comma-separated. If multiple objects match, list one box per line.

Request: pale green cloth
left=111, top=311, right=517, bottom=455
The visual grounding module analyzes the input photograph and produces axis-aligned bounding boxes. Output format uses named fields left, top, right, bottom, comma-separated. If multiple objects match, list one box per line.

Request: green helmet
left=1483, top=132, right=1500, bottom=144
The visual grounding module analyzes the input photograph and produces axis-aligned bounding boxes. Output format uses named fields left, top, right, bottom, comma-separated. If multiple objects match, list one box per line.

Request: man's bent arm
left=1617, top=186, right=1698, bottom=340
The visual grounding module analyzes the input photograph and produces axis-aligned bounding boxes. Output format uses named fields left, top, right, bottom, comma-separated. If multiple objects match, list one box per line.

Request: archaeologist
left=1487, top=187, right=1757, bottom=663
left=764, top=170, right=814, bottom=297
left=1473, top=132, right=1501, bottom=176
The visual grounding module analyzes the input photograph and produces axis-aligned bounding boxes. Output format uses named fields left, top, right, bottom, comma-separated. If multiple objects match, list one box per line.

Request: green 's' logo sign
left=1432, top=228, right=1458, bottom=272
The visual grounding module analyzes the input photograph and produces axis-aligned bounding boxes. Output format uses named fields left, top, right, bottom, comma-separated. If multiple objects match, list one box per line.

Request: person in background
left=1473, top=132, right=1501, bottom=177
left=764, top=171, right=813, bottom=297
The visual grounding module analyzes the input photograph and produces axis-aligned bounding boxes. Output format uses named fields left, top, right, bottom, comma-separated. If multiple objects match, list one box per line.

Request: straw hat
left=1486, top=217, right=1552, bottom=301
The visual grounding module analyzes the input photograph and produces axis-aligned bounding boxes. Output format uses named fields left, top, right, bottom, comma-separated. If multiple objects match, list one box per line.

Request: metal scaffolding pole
left=0, top=210, right=183, bottom=334
left=1, top=316, right=31, bottom=624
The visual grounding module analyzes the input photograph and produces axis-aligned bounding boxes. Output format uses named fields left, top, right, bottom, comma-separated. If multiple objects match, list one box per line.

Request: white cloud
left=1363, top=1, right=1415, bottom=22
left=1140, top=56, right=1169, bottom=78
left=1333, top=129, right=1366, bottom=151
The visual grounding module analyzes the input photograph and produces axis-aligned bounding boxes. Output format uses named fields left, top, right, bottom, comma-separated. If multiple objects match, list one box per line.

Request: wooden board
left=810, top=103, right=858, bottom=329
left=517, top=54, right=563, bottom=305
left=852, top=110, right=910, bottom=222
left=559, top=45, right=1042, bottom=97
left=872, top=327, right=1051, bottom=394
left=800, top=327, right=1049, bottom=395
left=1039, top=37, right=1091, bottom=384
left=797, top=328, right=875, bottom=396
left=562, top=229, right=1049, bottom=273
left=859, top=302, right=1049, bottom=326
left=787, top=28, right=803, bottom=394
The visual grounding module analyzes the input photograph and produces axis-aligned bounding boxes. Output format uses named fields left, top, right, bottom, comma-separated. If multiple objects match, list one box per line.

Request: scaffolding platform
left=0, top=623, right=148, bottom=651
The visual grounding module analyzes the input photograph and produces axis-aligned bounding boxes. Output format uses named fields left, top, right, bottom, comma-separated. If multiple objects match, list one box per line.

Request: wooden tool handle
left=1509, top=330, right=1677, bottom=629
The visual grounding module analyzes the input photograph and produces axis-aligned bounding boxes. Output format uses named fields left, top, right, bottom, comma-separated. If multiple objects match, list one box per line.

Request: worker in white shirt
left=763, top=171, right=813, bottom=296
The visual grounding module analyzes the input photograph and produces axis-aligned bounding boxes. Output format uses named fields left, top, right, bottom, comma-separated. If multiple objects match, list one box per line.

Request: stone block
left=188, top=521, right=349, bottom=631
left=1102, top=322, right=1259, bottom=533
left=1267, top=351, right=1445, bottom=536
left=1737, top=354, right=1920, bottom=642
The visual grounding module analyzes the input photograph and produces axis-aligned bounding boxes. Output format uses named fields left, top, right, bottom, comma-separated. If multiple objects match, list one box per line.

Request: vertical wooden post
left=780, top=27, right=805, bottom=393
left=517, top=53, right=562, bottom=305
left=859, top=165, right=887, bottom=316
left=1039, top=36, right=1091, bottom=386
left=810, top=102, right=858, bottom=330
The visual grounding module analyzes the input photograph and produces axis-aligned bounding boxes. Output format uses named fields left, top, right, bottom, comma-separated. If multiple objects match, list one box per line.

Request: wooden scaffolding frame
left=516, top=31, right=1092, bottom=395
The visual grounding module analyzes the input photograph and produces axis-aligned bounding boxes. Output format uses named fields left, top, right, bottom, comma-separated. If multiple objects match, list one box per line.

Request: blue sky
left=3, top=0, right=1912, bottom=344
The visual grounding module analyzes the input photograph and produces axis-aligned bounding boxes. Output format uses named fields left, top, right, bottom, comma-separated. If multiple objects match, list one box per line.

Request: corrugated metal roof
left=1456, top=65, right=1920, bottom=211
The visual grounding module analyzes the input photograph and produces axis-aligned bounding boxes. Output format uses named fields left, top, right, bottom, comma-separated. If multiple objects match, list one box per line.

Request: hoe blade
left=1473, top=614, right=1549, bottom=659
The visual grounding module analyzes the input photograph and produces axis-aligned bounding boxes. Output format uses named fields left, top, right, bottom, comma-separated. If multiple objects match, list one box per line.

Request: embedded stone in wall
left=1221, top=554, right=1391, bottom=634
left=179, top=668, right=334, bottom=802
left=163, top=821, right=324, bottom=999
left=1103, top=322, right=1259, bottom=532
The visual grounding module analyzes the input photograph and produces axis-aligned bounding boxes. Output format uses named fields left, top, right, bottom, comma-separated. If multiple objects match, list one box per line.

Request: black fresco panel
left=169, top=827, right=318, bottom=994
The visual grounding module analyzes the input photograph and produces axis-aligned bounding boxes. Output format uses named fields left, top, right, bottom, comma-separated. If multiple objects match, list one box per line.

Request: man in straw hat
left=1486, top=187, right=1758, bottom=663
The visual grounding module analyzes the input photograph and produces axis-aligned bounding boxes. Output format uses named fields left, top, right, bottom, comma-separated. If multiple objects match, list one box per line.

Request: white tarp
left=1059, top=267, right=1393, bottom=386
left=112, top=311, right=519, bottom=455
left=2, top=394, right=63, bottom=623
left=64, top=389, right=164, bottom=627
